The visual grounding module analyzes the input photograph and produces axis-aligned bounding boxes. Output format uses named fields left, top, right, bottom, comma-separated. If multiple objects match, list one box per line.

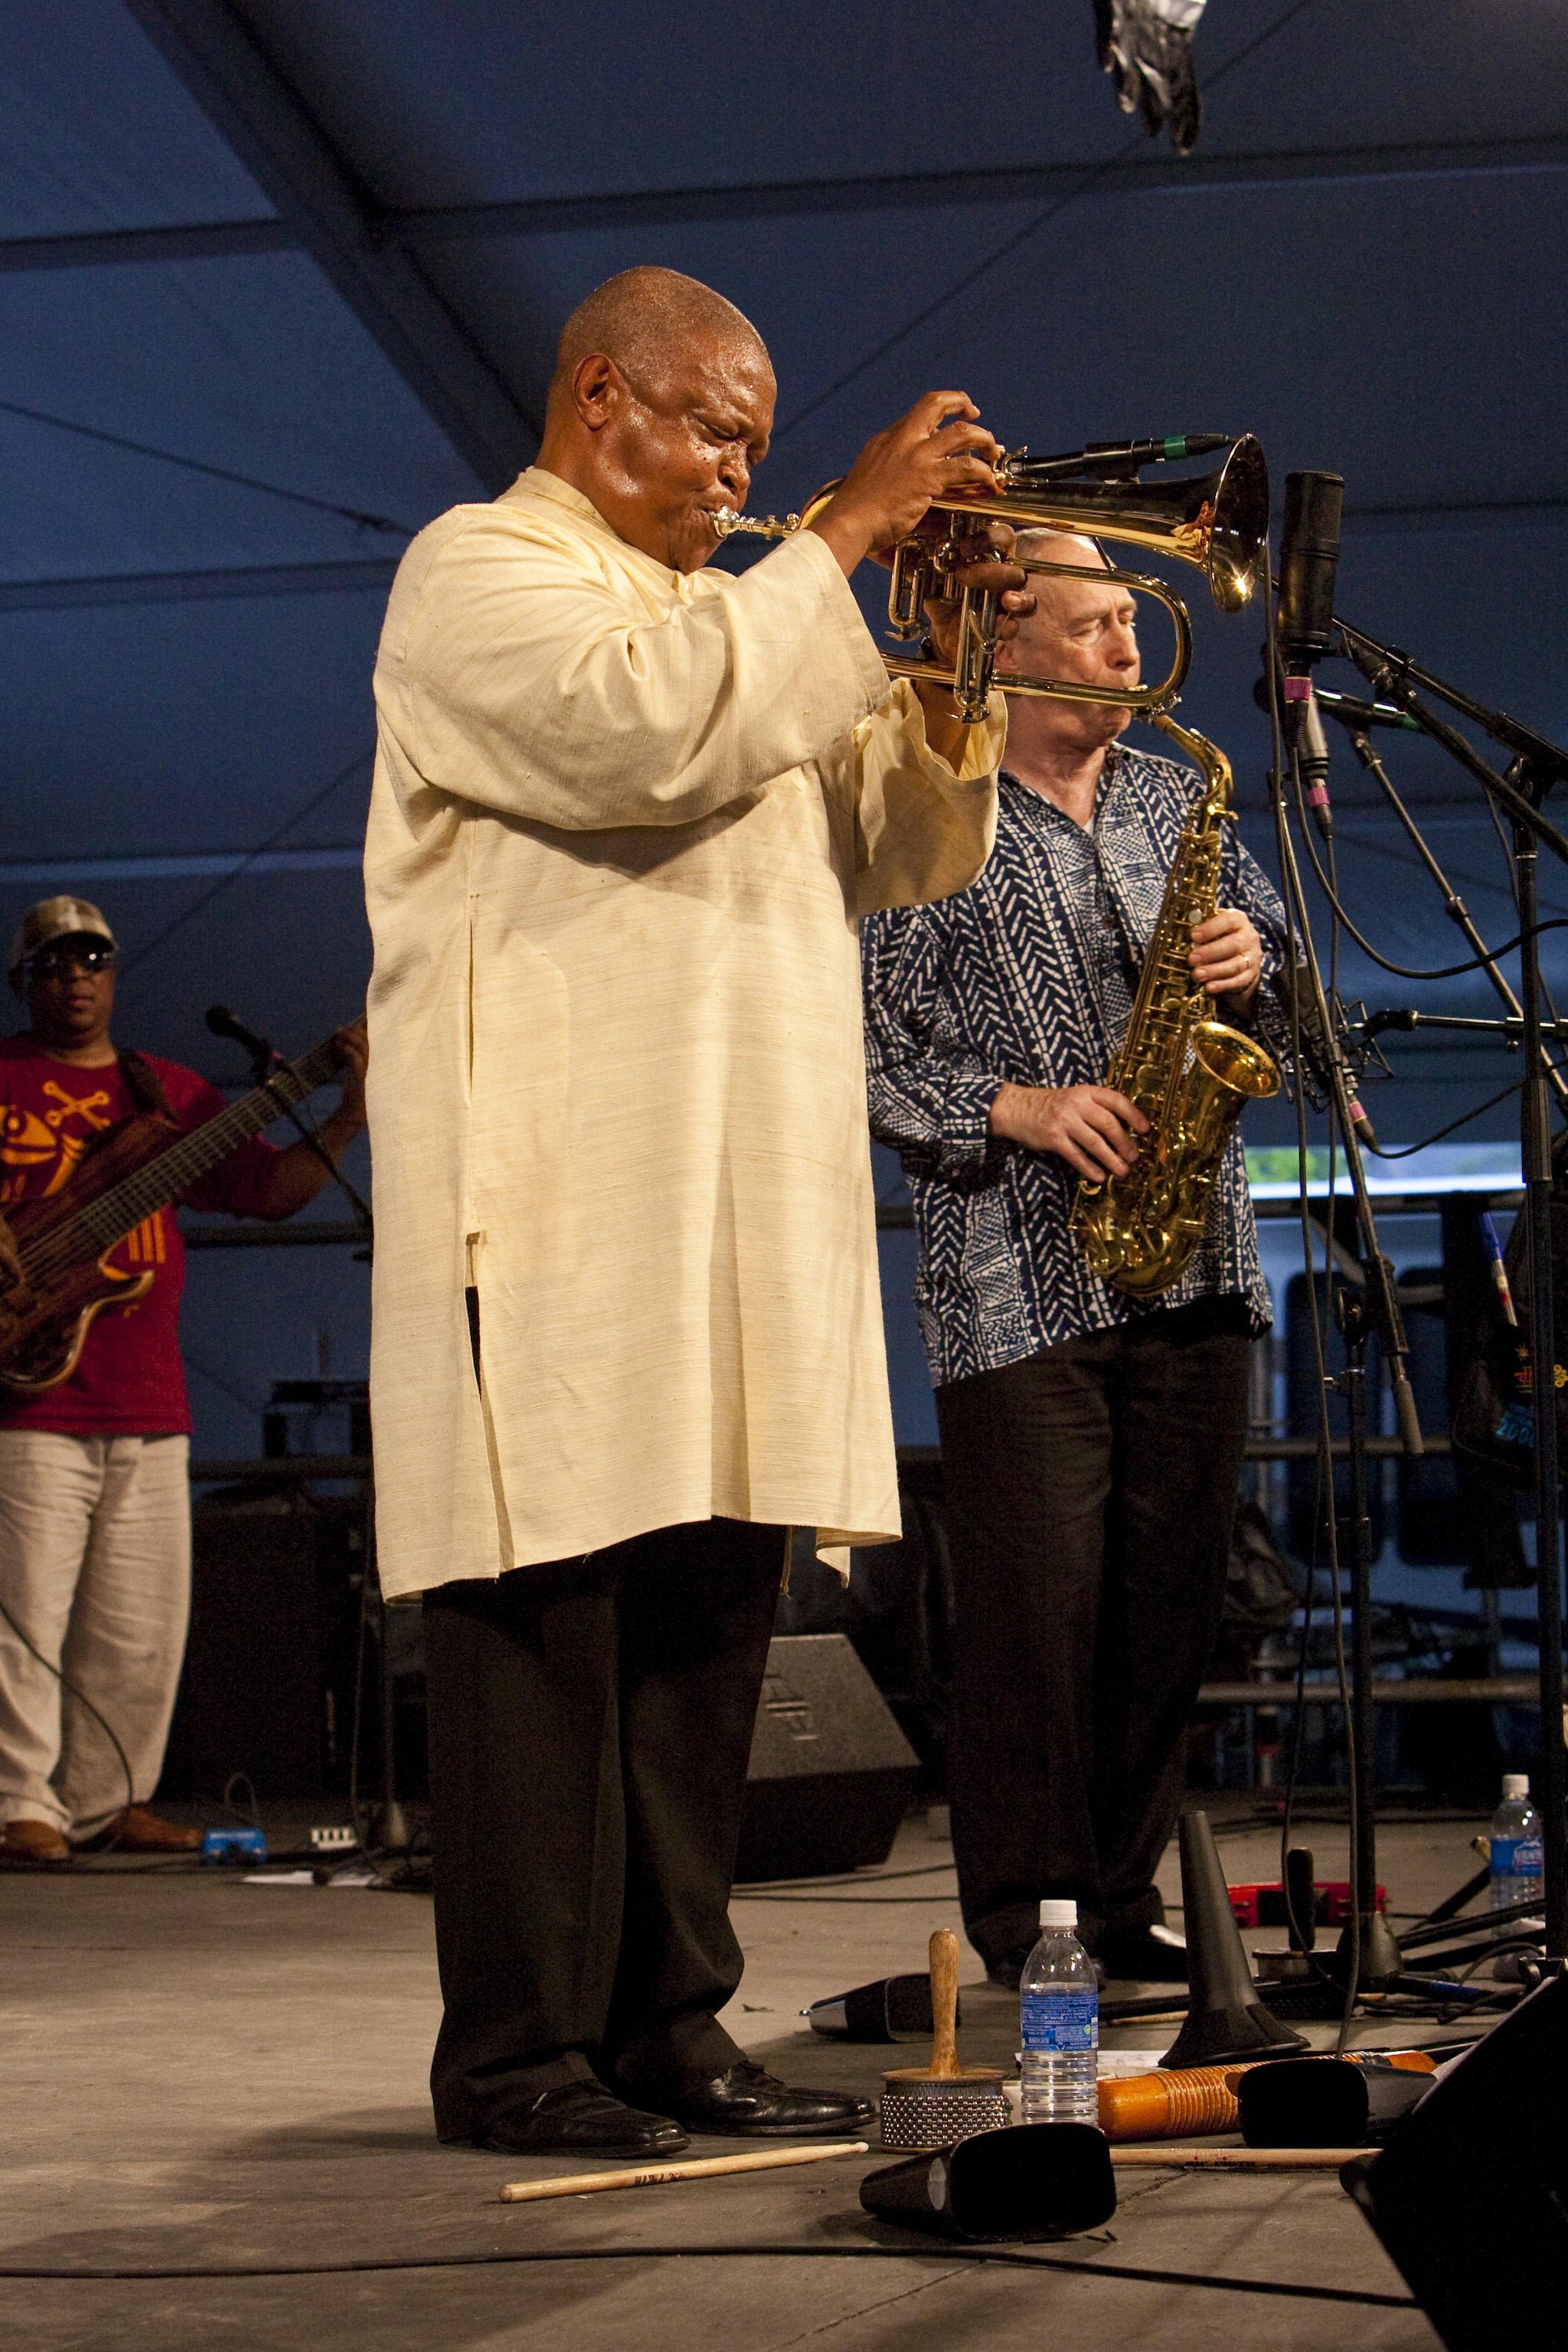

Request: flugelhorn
left=712, top=433, right=1269, bottom=723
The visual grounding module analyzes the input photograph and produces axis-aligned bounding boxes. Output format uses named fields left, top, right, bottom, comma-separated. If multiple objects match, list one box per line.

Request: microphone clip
left=1292, top=985, right=1390, bottom=1147
left=205, top=1003, right=283, bottom=1086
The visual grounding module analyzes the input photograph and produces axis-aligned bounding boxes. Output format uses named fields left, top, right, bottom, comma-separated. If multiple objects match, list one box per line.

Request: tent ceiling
left=3, top=0, right=1566, bottom=1126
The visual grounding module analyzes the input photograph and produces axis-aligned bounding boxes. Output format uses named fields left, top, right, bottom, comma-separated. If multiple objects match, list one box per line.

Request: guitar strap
left=116, top=1047, right=180, bottom=1129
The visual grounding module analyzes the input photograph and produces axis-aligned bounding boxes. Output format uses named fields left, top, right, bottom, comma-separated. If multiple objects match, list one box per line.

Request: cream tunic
left=364, top=468, right=1001, bottom=1599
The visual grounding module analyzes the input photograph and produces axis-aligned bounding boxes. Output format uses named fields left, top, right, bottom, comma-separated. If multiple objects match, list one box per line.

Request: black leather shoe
left=479, top=2081, right=689, bottom=2157
left=659, top=2062, right=873, bottom=2138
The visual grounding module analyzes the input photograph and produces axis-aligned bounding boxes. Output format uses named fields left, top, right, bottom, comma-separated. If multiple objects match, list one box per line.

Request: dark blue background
left=4, top=1, right=1564, bottom=1456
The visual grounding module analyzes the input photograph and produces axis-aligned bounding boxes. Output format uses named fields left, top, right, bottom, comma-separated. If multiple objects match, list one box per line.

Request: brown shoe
left=1, top=1818, right=70, bottom=1863
left=73, top=1806, right=203, bottom=1854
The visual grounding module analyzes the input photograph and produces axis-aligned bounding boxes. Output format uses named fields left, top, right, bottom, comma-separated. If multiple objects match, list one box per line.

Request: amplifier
left=734, top=1633, right=920, bottom=1883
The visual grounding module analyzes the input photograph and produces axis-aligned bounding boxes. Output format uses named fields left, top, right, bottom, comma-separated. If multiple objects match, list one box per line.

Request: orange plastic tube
left=1097, top=2066, right=1246, bottom=2141
left=1097, top=2048, right=1437, bottom=2142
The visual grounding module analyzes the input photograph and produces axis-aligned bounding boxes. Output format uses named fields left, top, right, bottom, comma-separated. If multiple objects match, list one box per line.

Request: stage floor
left=0, top=1798, right=1482, bottom=2350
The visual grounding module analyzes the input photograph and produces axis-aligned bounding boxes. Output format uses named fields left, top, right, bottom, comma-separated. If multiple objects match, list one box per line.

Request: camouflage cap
left=8, top=894, right=118, bottom=974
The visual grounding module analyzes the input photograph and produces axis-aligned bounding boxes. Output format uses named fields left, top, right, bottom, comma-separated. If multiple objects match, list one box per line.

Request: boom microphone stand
left=1331, top=619, right=1568, bottom=1967
left=1266, top=727, right=1419, bottom=1991
left=204, top=1007, right=394, bottom=1842
left=204, top=1004, right=372, bottom=1232
left=1332, top=722, right=1568, bottom=1114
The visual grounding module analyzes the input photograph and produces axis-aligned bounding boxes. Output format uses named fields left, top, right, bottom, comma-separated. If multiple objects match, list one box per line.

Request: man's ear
left=570, top=351, right=624, bottom=433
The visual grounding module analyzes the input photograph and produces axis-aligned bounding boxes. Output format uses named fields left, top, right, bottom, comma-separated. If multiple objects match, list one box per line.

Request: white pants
left=0, top=1430, right=191, bottom=1837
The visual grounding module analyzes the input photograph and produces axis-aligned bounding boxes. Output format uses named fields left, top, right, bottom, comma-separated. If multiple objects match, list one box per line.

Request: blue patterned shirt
left=860, top=745, right=1292, bottom=1388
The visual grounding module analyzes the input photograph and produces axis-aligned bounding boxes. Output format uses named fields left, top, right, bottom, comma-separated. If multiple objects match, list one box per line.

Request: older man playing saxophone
left=861, top=532, right=1293, bottom=1991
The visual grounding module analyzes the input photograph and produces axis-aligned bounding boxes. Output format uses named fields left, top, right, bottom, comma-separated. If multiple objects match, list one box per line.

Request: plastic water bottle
left=1019, top=1898, right=1099, bottom=2125
left=1489, top=1774, right=1544, bottom=1926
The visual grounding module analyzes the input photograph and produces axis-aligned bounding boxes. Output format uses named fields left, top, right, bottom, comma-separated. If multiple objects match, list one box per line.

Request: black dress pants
left=935, top=1298, right=1251, bottom=1966
left=422, top=1517, right=785, bottom=2141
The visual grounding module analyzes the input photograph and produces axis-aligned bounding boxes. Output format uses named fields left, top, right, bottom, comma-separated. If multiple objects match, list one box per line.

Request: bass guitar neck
left=0, top=1036, right=342, bottom=1391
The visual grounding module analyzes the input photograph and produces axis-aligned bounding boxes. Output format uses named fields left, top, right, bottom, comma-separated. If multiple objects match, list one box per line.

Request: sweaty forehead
left=665, top=333, right=775, bottom=417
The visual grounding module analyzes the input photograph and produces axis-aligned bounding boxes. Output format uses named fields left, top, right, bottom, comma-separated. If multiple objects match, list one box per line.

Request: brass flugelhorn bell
left=712, top=433, right=1269, bottom=724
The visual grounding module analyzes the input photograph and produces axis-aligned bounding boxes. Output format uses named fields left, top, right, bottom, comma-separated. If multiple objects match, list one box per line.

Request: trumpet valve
left=887, top=537, right=936, bottom=636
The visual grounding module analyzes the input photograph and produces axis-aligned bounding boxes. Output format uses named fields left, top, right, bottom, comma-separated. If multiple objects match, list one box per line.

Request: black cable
left=1302, top=881, right=1567, bottom=981
left=1320, top=824, right=1362, bottom=2047
left=273, top=1091, right=372, bottom=1232
left=732, top=1866, right=957, bottom=1900
left=1278, top=1400, right=1331, bottom=1987
left=1330, top=735, right=1556, bottom=1148
left=0, top=1589, right=135, bottom=1842
left=1424, top=1932, right=1544, bottom=2027
left=221, top=1772, right=260, bottom=1831
left=1294, top=822, right=1558, bottom=916
left=1288, top=747, right=1568, bottom=977
left=1317, top=1092, right=1360, bottom=2062
left=345, top=1524, right=377, bottom=1871
left=0, top=395, right=415, bottom=537
left=1262, top=650, right=1361, bottom=2045
left=739, top=1863, right=959, bottom=1891
left=1360, top=1079, right=1524, bottom=1160
left=1485, top=789, right=1568, bottom=1106
left=1269, top=616, right=1323, bottom=1971
left=0, top=2241, right=1416, bottom=2305
left=731, top=1890, right=964, bottom=1905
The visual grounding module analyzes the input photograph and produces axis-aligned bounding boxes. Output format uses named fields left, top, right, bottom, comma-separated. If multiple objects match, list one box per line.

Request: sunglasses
left=27, top=942, right=118, bottom=977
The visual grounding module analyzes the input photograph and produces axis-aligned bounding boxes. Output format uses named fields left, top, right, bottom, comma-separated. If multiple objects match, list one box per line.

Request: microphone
left=205, top=1003, right=279, bottom=1071
left=1256, top=671, right=1416, bottom=735
left=1297, top=688, right=1333, bottom=842
left=1250, top=664, right=1337, bottom=842
left=1006, top=433, right=1230, bottom=484
left=1314, top=685, right=1422, bottom=735
left=1276, top=469, right=1344, bottom=681
left=1288, top=967, right=1379, bottom=1150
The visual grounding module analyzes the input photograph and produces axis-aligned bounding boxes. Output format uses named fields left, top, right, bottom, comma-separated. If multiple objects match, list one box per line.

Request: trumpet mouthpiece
left=708, top=509, right=802, bottom=541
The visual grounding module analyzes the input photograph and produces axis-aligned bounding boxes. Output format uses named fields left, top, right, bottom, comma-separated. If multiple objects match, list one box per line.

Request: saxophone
left=1070, top=711, right=1279, bottom=1295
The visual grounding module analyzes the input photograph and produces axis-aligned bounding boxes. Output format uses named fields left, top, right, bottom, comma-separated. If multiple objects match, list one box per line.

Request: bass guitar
left=0, top=1037, right=341, bottom=1392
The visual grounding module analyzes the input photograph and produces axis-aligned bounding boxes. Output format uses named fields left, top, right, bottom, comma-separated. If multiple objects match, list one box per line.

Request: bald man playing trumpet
left=366, top=266, right=1031, bottom=2158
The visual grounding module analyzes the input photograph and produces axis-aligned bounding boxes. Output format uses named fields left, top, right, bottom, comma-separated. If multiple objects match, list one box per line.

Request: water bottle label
left=1491, top=1836, right=1543, bottom=1878
left=1021, top=1991, right=1099, bottom=2053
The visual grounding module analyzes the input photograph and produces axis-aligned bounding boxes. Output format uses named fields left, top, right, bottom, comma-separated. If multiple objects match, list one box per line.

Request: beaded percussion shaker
left=879, top=1928, right=1011, bottom=2151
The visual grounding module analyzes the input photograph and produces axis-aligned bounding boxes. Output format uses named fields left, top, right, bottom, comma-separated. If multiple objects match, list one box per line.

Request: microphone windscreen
left=1277, top=471, right=1344, bottom=675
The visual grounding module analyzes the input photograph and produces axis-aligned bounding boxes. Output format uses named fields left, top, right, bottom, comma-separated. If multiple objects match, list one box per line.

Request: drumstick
left=1110, top=2145, right=1366, bottom=2170
left=499, top=2138, right=870, bottom=2203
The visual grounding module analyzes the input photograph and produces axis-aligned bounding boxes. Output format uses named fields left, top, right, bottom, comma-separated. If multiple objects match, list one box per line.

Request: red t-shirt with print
left=0, top=1035, right=282, bottom=1436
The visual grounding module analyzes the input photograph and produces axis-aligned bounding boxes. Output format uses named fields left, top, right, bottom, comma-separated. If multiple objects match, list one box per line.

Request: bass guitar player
left=0, top=895, right=366, bottom=1864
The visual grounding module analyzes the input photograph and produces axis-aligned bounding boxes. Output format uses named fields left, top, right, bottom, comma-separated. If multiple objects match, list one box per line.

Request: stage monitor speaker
left=1344, top=1971, right=1568, bottom=2350
left=734, top=1634, right=919, bottom=1882
left=162, top=1490, right=362, bottom=1802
